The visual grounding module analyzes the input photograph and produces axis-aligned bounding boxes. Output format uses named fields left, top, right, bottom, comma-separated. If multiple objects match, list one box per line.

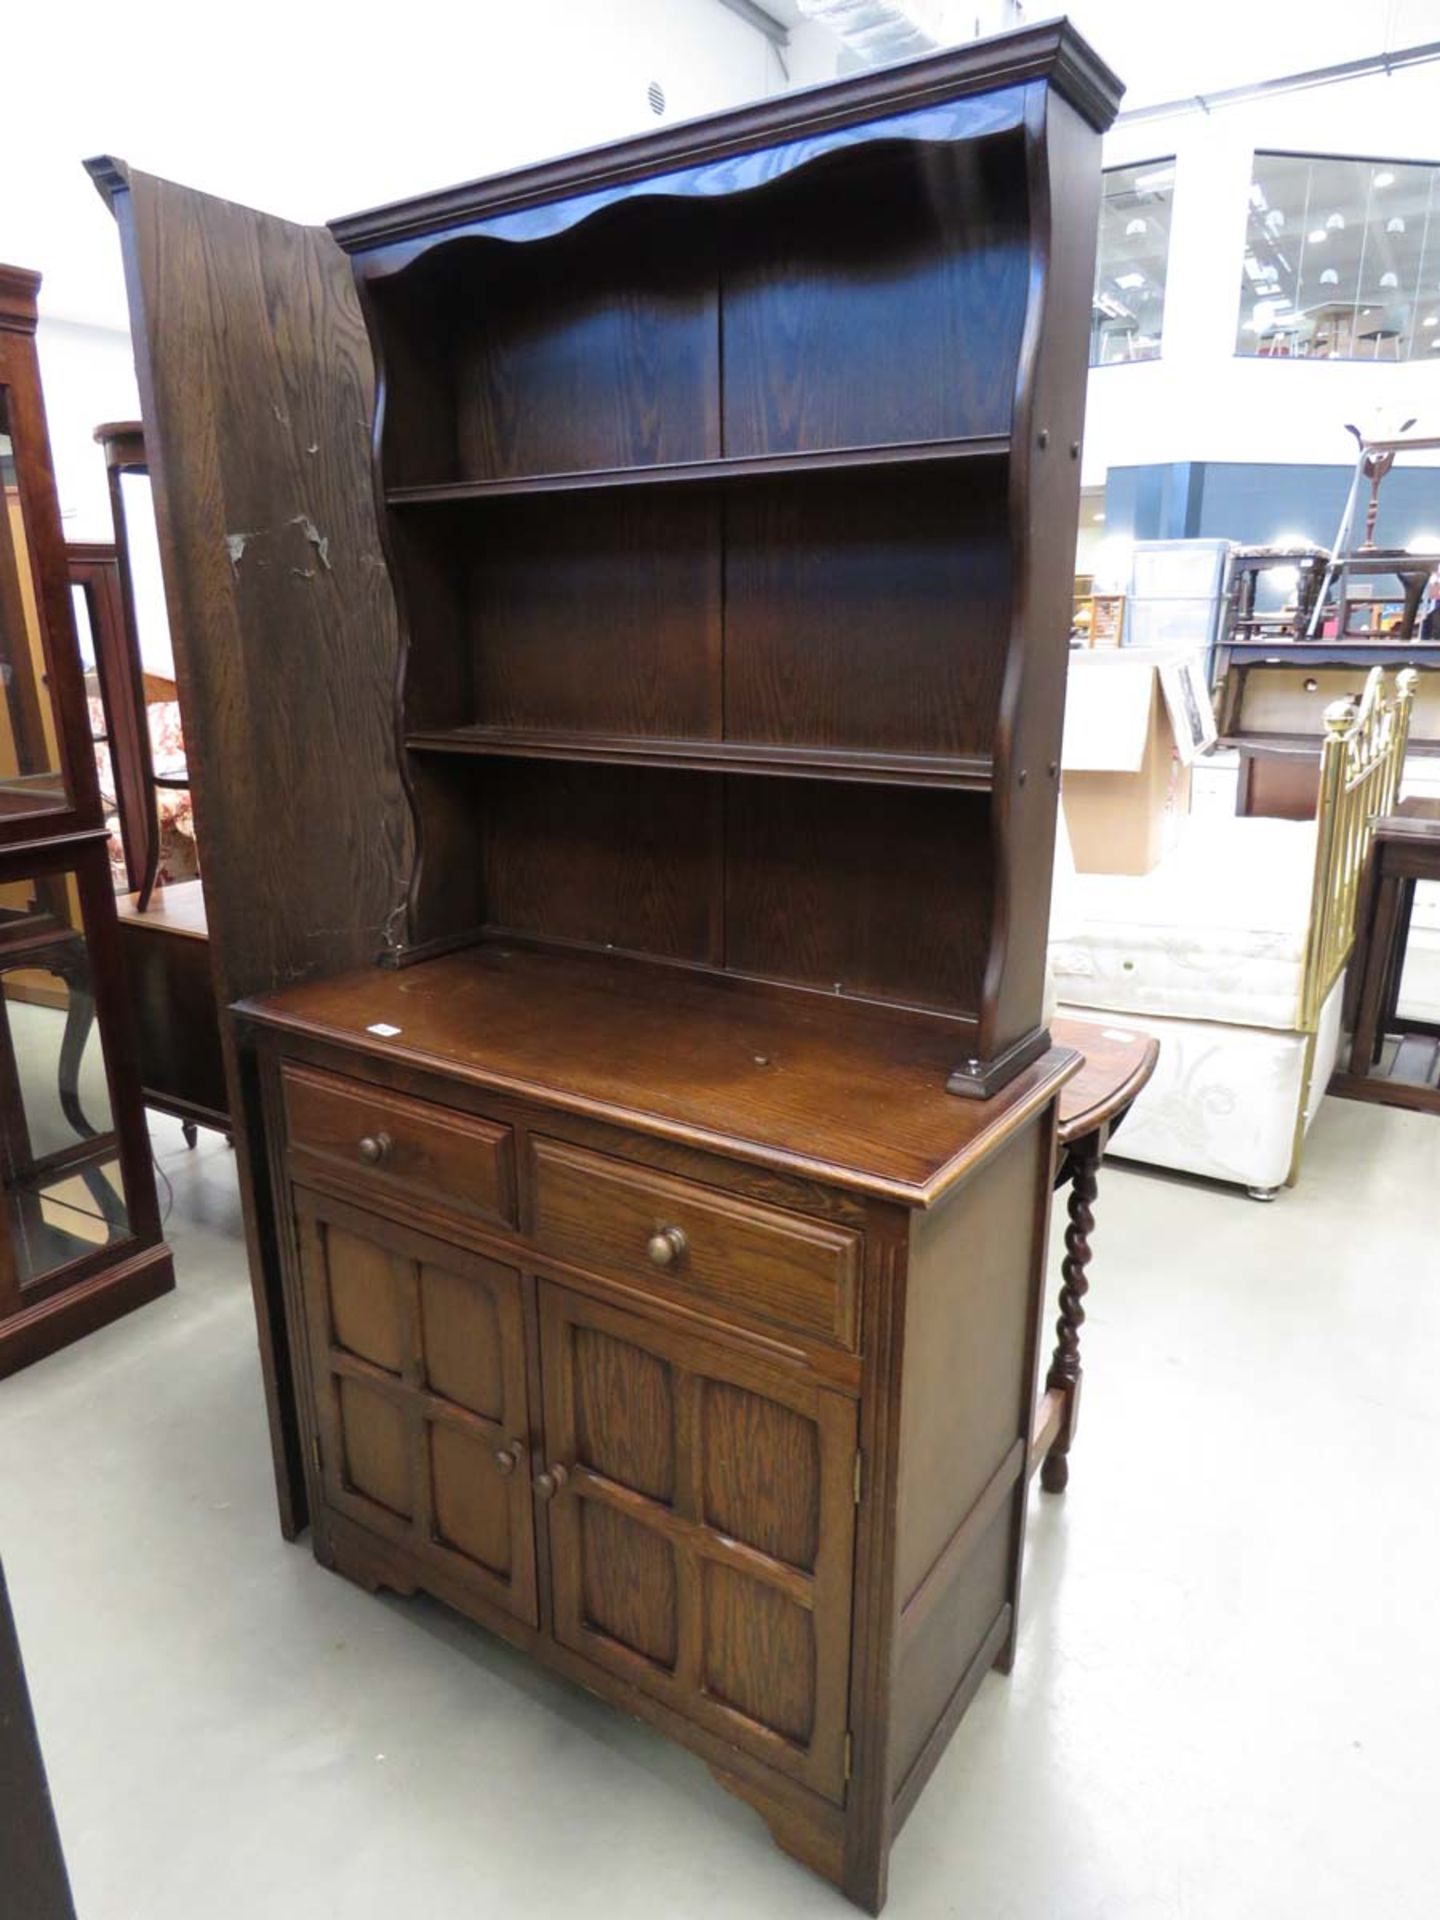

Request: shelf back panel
left=720, top=135, right=1028, bottom=457
left=723, top=777, right=989, bottom=1015
left=458, top=207, right=722, bottom=482
left=478, top=760, right=724, bottom=966
left=723, top=465, right=1010, bottom=757
left=468, top=491, right=723, bottom=739
left=452, top=758, right=989, bottom=1020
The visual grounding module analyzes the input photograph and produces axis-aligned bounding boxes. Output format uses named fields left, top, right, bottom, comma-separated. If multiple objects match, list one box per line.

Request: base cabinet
left=260, top=1041, right=1060, bottom=1913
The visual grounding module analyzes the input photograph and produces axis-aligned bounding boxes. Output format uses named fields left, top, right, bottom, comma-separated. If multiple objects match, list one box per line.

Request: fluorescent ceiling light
left=1115, top=271, right=1146, bottom=289
left=1326, top=212, right=1345, bottom=230
left=1425, top=315, right=1438, bottom=327
left=1308, top=229, right=1327, bottom=243
left=1375, top=170, right=1396, bottom=188
left=1126, top=217, right=1147, bottom=236
left=1406, top=533, right=1440, bottom=552
left=1320, top=269, right=1339, bottom=285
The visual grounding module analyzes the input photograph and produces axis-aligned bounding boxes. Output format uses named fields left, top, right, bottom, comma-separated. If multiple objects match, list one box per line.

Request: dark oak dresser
left=97, top=22, right=1120, bottom=1909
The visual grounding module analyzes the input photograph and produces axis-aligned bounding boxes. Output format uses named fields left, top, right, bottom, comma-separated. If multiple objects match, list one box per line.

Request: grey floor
left=2, top=1098, right=1437, bottom=1920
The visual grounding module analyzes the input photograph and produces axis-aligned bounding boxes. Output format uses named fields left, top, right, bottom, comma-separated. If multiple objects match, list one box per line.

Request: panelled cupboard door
left=293, top=1189, right=538, bottom=1626
left=537, top=1281, right=856, bottom=1802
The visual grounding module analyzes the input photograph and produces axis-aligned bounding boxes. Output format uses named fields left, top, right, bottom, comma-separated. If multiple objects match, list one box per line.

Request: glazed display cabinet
left=0, top=265, right=171, bottom=1375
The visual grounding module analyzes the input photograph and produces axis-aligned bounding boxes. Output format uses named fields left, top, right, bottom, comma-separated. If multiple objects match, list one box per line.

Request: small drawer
left=281, top=1064, right=516, bottom=1230
left=531, top=1137, right=860, bottom=1349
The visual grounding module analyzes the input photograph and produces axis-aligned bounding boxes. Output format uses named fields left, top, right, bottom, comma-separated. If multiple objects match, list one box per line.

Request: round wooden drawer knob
left=357, top=1131, right=392, bottom=1165
left=646, top=1225, right=688, bottom=1269
left=533, top=1463, right=570, bottom=1500
left=493, top=1440, right=526, bottom=1477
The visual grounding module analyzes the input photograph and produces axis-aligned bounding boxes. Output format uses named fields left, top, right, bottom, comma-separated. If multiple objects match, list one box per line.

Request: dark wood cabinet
left=94, top=21, right=1118, bottom=1908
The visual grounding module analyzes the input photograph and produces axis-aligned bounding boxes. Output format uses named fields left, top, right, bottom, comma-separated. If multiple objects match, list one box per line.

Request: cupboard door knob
left=493, top=1439, right=525, bottom=1477
left=357, top=1131, right=392, bottom=1165
left=533, top=1463, right=570, bottom=1500
left=646, top=1225, right=687, bottom=1269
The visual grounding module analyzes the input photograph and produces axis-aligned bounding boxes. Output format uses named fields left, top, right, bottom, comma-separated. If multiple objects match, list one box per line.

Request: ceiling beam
left=714, top=0, right=791, bottom=49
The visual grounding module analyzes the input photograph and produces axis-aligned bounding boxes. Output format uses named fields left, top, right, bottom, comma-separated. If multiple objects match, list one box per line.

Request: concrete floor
left=1, top=1098, right=1436, bottom=1920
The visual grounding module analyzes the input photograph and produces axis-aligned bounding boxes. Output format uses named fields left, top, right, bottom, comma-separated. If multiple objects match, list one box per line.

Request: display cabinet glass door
left=0, top=862, right=130, bottom=1298
left=0, top=390, right=69, bottom=822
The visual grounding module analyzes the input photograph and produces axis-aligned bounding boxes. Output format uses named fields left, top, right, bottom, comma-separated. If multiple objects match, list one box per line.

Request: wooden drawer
left=531, top=1137, right=860, bottom=1349
left=281, top=1063, right=516, bottom=1230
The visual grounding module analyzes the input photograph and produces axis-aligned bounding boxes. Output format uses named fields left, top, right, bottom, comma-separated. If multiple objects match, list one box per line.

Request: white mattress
left=1050, top=816, right=1317, bottom=1029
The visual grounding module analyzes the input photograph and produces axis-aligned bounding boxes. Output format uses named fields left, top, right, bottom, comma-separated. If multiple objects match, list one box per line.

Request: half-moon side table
left=1032, top=1017, right=1160, bottom=1494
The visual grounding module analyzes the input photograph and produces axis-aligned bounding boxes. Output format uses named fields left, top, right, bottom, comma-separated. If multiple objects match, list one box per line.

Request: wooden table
left=1031, top=1016, right=1160, bottom=1494
left=115, top=879, right=228, bottom=1144
left=1333, top=796, right=1440, bottom=1113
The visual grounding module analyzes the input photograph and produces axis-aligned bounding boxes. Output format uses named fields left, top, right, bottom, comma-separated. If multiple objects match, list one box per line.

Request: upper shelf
left=385, top=434, right=1010, bottom=507
left=405, top=726, right=996, bottom=792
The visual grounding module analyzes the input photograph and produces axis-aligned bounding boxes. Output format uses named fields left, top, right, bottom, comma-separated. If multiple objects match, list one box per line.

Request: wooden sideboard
left=240, top=947, right=1079, bottom=1910
left=96, top=20, right=1119, bottom=1908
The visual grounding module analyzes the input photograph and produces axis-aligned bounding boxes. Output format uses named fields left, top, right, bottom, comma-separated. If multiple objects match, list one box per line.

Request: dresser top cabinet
left=330, top=16, right=1120, bottom=1102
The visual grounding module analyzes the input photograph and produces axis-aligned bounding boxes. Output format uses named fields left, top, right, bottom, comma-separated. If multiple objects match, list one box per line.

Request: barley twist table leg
left=1040, top=1132, right=1100, bottom=1495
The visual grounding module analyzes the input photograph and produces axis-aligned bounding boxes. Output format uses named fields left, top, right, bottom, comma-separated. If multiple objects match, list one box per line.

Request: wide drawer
left=281, top=1064, right=517, bottom=1230
left=530, top=1137, right=860, bottom=1349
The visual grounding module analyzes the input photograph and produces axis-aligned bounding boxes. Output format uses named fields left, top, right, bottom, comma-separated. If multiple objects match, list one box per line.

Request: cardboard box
left=1060, top=648, right=1215, bottom=874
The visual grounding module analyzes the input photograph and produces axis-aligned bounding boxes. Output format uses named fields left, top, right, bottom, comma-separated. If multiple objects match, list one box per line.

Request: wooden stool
left=1333, top=797, right=1440, bottom=1113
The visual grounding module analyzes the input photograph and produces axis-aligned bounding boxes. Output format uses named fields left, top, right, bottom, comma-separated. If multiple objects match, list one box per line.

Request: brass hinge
left=844, top=1731, right=854, bottom=1782
left=853, top=1450, right=863, bottom=1505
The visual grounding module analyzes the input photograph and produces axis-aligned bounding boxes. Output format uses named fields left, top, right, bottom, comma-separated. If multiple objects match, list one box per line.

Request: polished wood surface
left=1334, top=796, right=1440, bottom=1114
left=1053, top=1015, right=1160, bottom=1145
left=240, top=942, right=1079, bottom=1206
left=282, top=1060, right=517, bottom=1229
left=530, top=1134, right=861, bottom=1349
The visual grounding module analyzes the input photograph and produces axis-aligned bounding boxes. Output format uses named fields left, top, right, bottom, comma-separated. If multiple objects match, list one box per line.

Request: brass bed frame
left=1291, top=665, right=1416, bottom=1183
